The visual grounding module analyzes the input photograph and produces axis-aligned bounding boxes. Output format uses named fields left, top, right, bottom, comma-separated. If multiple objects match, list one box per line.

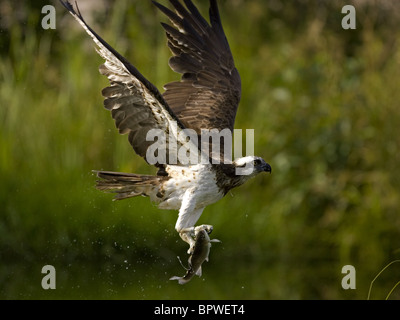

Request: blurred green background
left=1, top=0, right=400, bottom=299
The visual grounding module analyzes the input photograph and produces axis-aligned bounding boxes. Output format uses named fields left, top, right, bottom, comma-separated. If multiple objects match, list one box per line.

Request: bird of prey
left=60, top=0, right=271, bottom=253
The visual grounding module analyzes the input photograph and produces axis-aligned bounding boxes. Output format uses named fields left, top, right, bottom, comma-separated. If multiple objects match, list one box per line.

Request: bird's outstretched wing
left=60, top=0, right=197, bottom=167
left=153, top=0, right=242, bottom=134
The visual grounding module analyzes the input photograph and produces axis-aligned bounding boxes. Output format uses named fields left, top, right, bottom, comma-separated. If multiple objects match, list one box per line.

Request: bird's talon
left=187, top=245, right=194, bottom=255
left=195, top=224, right=213, bottom=235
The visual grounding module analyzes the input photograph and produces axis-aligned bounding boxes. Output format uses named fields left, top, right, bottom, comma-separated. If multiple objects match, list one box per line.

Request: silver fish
left=170, top=225, right=220, bottom=285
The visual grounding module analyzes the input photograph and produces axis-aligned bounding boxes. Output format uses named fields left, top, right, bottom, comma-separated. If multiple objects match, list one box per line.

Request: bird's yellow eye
left=253, top=159, right=261, bottom=166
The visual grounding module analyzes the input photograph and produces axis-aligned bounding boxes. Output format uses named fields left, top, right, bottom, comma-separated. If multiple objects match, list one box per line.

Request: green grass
left=1, top=0, right=400, bottom=299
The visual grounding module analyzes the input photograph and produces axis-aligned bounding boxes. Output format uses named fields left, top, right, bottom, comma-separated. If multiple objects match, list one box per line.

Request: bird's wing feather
left=153, top=0, right=242, bottom=134
left=60, top=0, right=198, bottom=167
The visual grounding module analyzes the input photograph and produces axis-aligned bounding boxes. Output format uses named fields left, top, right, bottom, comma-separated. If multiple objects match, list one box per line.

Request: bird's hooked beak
left=263, top=163, right=272, bottom=174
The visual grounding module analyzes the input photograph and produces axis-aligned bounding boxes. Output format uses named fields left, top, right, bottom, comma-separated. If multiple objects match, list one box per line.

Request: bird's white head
left=233, top=156, right=271, bottom=177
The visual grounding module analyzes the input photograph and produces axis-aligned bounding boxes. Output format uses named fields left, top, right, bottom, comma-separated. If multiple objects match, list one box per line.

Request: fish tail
left=169, top=276, right=190, bottom=285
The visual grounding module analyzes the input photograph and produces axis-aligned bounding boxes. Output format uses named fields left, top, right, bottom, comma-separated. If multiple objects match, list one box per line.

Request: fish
left=170, top=225, right=220, bottom=284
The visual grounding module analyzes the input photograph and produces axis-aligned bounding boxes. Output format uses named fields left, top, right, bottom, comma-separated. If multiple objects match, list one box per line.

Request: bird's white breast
left=157, top=164, right=224, bottom=210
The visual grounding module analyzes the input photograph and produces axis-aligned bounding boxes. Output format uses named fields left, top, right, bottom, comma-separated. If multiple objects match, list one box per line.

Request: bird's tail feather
left=94, top=170, right=162, bottom=201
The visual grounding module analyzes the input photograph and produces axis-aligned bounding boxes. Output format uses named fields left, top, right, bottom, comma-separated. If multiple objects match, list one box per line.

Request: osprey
left=60, top=0, right=271, bottom=253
